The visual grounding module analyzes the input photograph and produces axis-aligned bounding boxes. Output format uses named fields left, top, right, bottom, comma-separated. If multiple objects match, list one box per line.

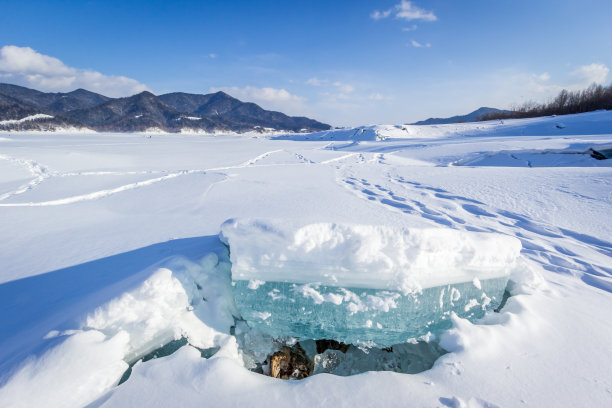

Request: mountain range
left=411, top=107, right=511, bottom=125
left=0, top=83, right=330, bottom=133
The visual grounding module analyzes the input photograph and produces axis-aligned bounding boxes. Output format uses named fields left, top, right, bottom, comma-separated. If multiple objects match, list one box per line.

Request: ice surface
left=221, top=219, right=520, bottom=345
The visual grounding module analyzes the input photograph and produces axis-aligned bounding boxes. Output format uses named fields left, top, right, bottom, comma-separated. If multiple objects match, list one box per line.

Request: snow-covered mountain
left=411, top=106, right=511, bottom=125
left=0, top=83, right=330, bottom=133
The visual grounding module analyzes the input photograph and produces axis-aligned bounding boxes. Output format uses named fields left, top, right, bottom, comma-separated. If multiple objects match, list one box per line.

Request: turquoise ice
left=232, top=277, right=507, bottom=346
left=222, top=219, right=520, bottom=346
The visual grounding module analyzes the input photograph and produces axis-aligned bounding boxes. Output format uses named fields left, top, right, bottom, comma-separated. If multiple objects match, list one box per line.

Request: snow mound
left=220, top=219, right=522, bottom=292
left=0, top=254, right=235, bottom=408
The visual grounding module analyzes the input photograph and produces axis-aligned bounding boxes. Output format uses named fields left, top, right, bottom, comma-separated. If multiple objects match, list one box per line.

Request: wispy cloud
left=371, top=1, right=436, bottom=22
left=211, top=85, right=303, bottom=103
left=396, top=1, right=437, bottom=21
left=410, top=40, right=431, bottom=48
left=306, top=77, right=328, bottom=86
left=333, top=81, right=355, bottom=93
left=401, top=24, right=418, bottom=32
left=571, top=63, right=609, bottom=87
left=210, top=85, right=306, bottom=113
left=525, top=64, right=609, bottom=94
left=370, top=9, right=392, bottom=20
left=307, top=78, right=355, bottom=93
left=525, top=72, right=560, bottom=93
left=0, top=45, right=149, bottom=97
left=488, top=63, right=610, bottom=108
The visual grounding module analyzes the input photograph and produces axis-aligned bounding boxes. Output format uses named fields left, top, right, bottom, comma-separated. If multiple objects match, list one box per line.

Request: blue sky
left=1, top=0, right=611, bottom=126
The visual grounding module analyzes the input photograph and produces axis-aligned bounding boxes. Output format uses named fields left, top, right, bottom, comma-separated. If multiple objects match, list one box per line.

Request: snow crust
left=221, top=219, right=521, bottom=291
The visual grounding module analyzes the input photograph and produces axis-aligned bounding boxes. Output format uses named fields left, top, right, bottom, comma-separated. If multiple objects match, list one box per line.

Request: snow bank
left=0, top=254, right=235, bottom=408
left=220, top=219, right=522, bottom=292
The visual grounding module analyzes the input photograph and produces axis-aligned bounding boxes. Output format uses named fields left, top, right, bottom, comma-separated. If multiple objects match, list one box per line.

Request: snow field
left=0, top=111, right=611, bottom=407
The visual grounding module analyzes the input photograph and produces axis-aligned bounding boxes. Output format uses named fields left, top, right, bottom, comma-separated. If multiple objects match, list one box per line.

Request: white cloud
left=537, top=72, right=551, bottom=82
left=370, top=9, right=392, bottom=20
left=517, top=64, right=609, bottom=96
left=0, top=45, right=149, bottom=97
left=486, top=63, right=610, bottom=109
left=396, top=1, right=437, bottom=21
left=208, top=53, right=217, bottom=59
left=321, top=91, right=352, bottom=100
left=571, top=63, right=609, bottom=86
left=211, top=86, right=303, bottom=103
left=333, top=81, right=355, bottom=93
left=306, top=77, right=328, bottom=86
left=371, top=1, right=436, bottom=22
left=368, top=93, right=384, bottom=100
left=402, top=24, right=418, bottom=32
left=306, top=78, right=355, bottom=93
left=526, top=72, right=560, bottom=93
left=210, top=85, right=306, bottom=113
left=410, top=40, right=431, bottom=48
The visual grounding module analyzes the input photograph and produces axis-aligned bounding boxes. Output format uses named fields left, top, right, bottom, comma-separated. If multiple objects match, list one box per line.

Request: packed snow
left=0, top=111, right=611, bottom=407
left=221, top=219, right=521, bottom=290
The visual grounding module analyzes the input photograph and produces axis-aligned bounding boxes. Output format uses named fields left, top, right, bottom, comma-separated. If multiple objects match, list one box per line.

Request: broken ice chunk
left=221, top=219, right=521, bottom=346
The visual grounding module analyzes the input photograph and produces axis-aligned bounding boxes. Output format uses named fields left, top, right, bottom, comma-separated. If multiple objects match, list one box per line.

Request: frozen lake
left=1, top=111, right=611, bottom=407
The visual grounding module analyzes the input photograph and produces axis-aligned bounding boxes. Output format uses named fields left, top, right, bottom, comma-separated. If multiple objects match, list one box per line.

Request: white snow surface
left=0, top=114, right=53, bottom=125
left=0, top=111, right=611, bottom=407
left=221, top=219, right=521, bottom=291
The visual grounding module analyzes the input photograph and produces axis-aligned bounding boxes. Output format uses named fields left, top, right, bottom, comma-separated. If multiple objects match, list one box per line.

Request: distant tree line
left=479, top=83, right=612, bottom=121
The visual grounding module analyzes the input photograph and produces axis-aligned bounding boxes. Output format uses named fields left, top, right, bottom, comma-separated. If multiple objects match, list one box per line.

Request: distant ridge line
left=0, top=83, right=330, bottom=133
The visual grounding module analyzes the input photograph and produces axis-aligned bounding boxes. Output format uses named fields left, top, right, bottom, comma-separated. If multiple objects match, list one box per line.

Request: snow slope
left=0, top=114, right=53, bottom=126
left=0, top=112, right=611, bottom=407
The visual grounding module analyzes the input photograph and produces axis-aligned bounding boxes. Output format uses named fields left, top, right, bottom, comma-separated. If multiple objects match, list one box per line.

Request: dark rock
left=315, top=339, right=350, bottom=354
left=268, top=344, right=313, bottom=380
left=589, top=145, right=612, bottom=160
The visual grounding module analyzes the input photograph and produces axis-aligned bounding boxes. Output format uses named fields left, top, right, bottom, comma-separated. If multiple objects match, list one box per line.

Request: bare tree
left=479, top=82, right=612, bottom=121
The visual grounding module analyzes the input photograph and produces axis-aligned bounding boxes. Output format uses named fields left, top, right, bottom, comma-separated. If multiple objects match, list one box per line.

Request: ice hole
left=246, top=337, right=448, bottom=379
